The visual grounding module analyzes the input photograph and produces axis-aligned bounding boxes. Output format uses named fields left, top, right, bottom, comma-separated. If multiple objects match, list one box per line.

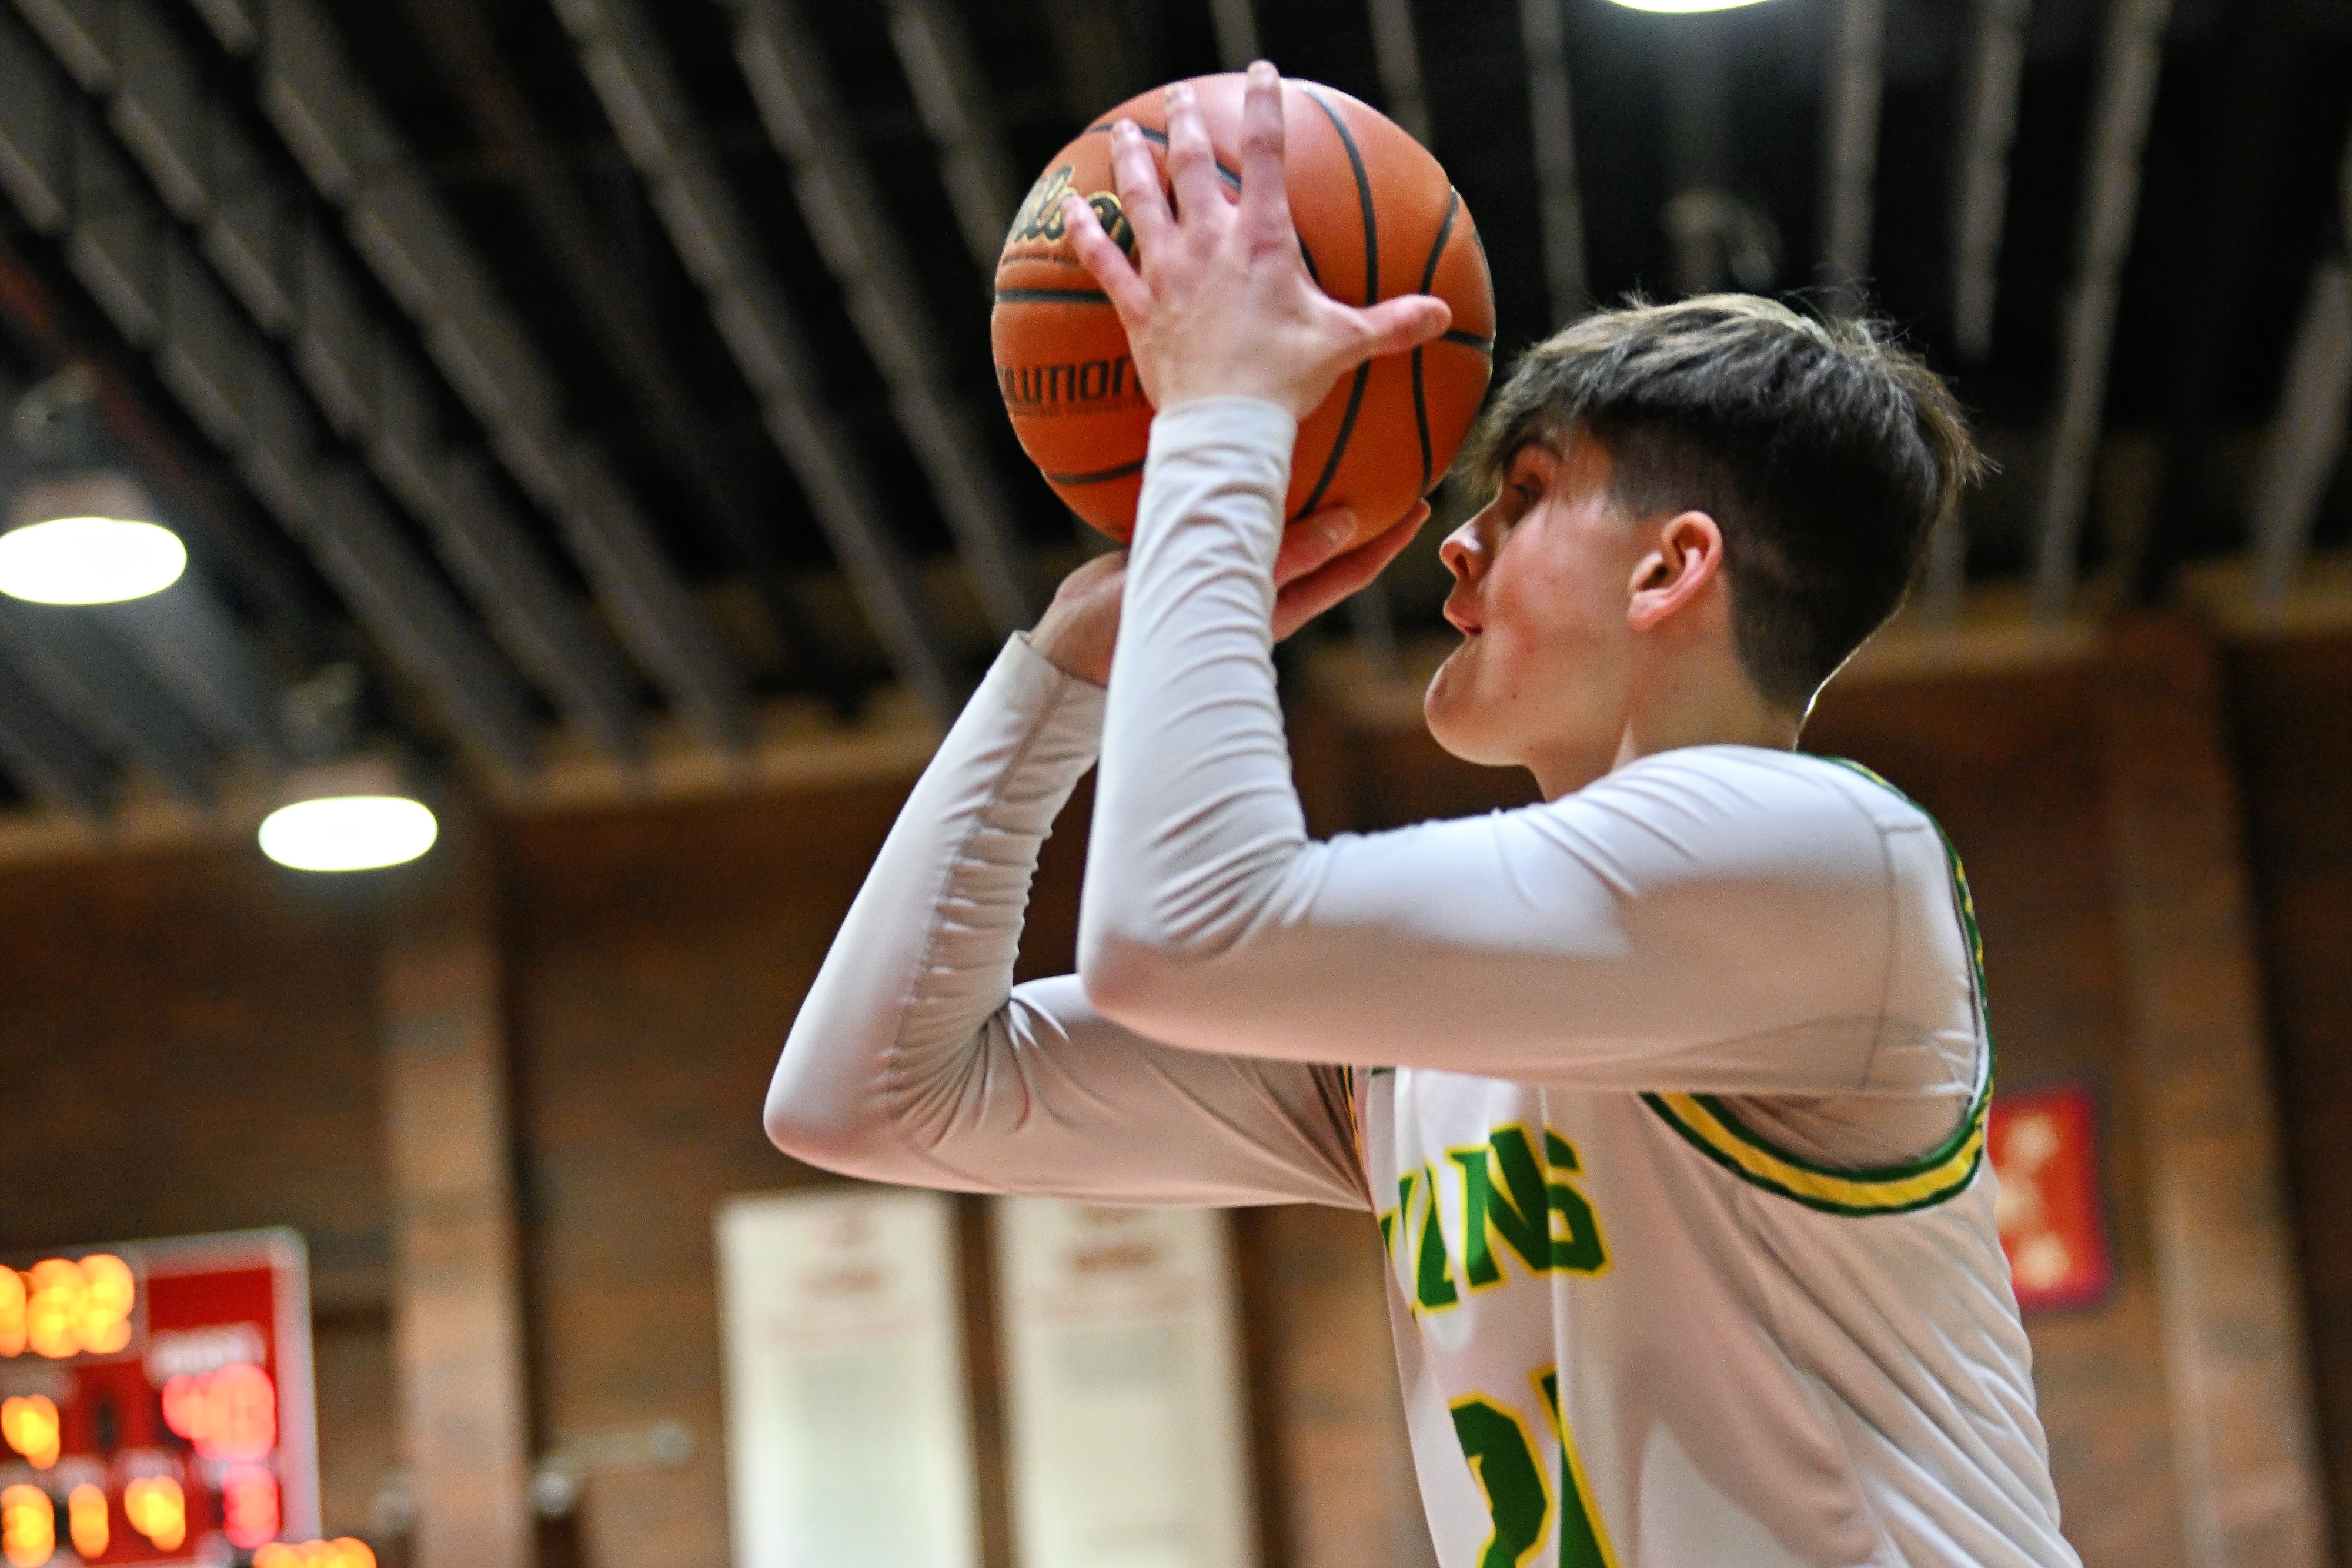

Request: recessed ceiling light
left=0, top=516, right=186, bottom=605
left=1608, top=0, right=1780, bottom=11
left=259, top=759, right=439, bottom=872
left=0, top=473, right=186, bottom=604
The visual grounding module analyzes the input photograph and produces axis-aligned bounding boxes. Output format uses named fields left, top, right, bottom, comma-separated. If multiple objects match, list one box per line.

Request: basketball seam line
left=1292, top=89, right=1377, bottom=521
left=1085, top=123, right=1242, bottom=190
left=1412, top=189, right=1462, bottom=496
left=1442, top=329, right=1494, bottom=352
left=994, top=287, right=1112, bottom=304
left=1087, top=121, right=1323, bottom=284
left=1041, top=457, right=1147, bottom=486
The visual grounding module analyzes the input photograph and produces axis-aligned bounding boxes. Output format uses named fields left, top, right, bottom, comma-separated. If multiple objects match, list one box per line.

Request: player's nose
left=1439, top=514, right=1485, bottom=584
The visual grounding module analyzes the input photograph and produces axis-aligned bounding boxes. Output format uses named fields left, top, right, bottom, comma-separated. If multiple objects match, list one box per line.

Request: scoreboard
left=0, top=1229, right=319, bottom=1566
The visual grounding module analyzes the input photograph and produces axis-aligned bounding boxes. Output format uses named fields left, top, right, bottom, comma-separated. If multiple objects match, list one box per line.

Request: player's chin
left=1423, top=651, right=1511, bottom=765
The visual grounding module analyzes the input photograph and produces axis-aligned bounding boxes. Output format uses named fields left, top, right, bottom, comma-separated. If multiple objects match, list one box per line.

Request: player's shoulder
left=1589, top=743, right=1938, bottom=839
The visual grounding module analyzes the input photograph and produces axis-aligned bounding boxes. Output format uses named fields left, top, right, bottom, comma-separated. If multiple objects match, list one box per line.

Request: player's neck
left=1530, top=656, right=1800, bottom=802
left=1614, top=648, right=1800, bottom=777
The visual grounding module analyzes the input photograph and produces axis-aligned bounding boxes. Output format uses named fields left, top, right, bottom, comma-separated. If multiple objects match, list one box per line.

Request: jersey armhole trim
left=1637, top=757, right=1996, bottom=1218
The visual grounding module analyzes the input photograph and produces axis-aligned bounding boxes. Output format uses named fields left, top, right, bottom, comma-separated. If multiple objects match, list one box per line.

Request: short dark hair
left=1464, top=295, right=1986, bottom=710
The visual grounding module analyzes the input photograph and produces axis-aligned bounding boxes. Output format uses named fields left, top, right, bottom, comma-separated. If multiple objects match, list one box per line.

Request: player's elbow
left=1077, top=921, right=1196, bottom=1036
left=761, top=1080, right=857, bottom=1172
left=761, top=1049, right=898, bottom=1182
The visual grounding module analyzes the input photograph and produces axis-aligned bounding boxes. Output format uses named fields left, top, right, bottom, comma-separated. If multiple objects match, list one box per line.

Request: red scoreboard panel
left=0, top=1229, right=318, bottom=1566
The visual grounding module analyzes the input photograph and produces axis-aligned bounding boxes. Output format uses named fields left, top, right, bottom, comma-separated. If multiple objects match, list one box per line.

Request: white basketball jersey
left=1351, top=1051, right=2073, bottom=1567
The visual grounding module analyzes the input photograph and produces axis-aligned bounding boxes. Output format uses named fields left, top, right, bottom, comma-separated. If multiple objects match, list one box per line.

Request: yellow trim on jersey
left=1642, top=1090, right=1987, bottom=1216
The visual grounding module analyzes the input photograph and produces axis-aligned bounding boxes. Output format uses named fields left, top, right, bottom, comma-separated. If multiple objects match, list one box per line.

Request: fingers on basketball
left=992, top=73, right=1497, bottom=545
left=1164, top=85, right=1227, bottom=222
left=1238, top=63, right=1291, bottom=249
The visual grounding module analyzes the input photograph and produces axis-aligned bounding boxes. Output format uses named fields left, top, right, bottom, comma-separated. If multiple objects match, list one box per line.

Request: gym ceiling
left=0, top=0, right=2344, bottom=815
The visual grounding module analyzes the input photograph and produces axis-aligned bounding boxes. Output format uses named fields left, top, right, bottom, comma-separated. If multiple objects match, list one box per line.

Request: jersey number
left=1450, top=1376, right=1617, bottom=1568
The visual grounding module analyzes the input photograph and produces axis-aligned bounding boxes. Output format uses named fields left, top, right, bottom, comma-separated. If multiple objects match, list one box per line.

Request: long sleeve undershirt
left=767, top=399, right=1981, bottom=1204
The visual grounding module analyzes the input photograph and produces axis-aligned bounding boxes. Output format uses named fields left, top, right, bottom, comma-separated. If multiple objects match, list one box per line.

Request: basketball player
left=767, top=63, right=2077, bottom=1568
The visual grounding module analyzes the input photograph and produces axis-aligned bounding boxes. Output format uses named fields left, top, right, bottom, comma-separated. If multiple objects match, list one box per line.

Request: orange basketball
left=992, top=74, right=1496, bottom=549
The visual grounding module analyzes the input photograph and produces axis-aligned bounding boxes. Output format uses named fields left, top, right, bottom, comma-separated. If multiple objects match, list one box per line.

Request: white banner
left=993, top=1200, right=1258, bottom=1568
left=716, top=1188, right=980, bottom=1568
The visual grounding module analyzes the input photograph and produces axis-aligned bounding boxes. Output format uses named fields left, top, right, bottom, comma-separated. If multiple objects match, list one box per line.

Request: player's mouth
left=1443, top=597, right=1481, bottom=637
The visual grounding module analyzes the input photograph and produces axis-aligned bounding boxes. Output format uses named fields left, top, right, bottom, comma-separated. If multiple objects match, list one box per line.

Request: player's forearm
left=767, top=636, right=1104, bottom=1183
left=1079, top=398, right=1317, bottom=1025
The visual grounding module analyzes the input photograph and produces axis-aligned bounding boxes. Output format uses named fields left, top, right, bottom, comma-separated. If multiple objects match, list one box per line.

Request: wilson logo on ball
left=1006, top=166, right=1077, bottom=249
left=997, top=356, right=1144, bottom=412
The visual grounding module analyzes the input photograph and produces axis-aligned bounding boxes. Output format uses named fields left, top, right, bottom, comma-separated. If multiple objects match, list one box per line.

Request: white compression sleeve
left=1080, top=398, right=1979, bottom=1114
left=768, top=634, right=1368, bottom=1209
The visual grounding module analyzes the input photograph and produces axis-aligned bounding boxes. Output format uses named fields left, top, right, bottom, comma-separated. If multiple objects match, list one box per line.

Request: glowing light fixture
left=0, top=473, right=185, bottom=604
left=1608, top=0, right=1779, bottom=10
left=259, top=758, right=439, bottom=873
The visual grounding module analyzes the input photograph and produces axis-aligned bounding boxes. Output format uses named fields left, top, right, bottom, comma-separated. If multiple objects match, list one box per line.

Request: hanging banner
left=993, top=1200, right=1257, bottom=1568
left=0, top=1226, right=319, bottom=1566
left=715, top=1188, right=980, bottom=1568
left=1990, top=1083, right=2115, bottom=1314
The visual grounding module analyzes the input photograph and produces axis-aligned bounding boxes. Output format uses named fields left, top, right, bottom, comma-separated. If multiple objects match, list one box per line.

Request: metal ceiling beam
left=0, top=654, right=109, bottom=811
left=1367, top=0, right=1432, bottom=146
left=1521, top=0, right=1589, bottom=325
left=93, top=580, right=286, bottom=760
left=884, top=0, right=1023, bottom=278
left=1209, top=0, right=1259, bottom=71
left=2251, top=131, right=2352, bottom=606
left=396, top=0, right=851, bottom=717
left=11, top=0, right=643, bottom=760
left=1951, top=0, right=2033, bottom=361
left=2032, top=0, right=2172, bottom=617
left=0, top=202, right=322, bottom=650
left=1820, top=0, right=1885, bottom=315
left=0, top=12, right=540, bottom=777
left=539, top=0, right=960, bottom=721
left=0, top=361, right=290, bottom=764
left=181, top=0, right=748, bottom=747
left=2136, top=1, right=2303, bottom=605
left=728, top=0, right=1037, bottom=641
left=0, top=599, right=219, bottom=802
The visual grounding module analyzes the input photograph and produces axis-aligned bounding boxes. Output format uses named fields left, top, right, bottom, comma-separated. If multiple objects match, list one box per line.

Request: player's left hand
left=1061, top=62, right=1451, bottom=421
left=1028, top=500, right=1429, bottom=686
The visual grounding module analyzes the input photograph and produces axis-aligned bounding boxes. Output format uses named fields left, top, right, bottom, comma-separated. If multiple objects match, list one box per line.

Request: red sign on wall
left=0, top=1228, right=318, bottom=1564
left=1989, top=1084, right=2114, bottom=1315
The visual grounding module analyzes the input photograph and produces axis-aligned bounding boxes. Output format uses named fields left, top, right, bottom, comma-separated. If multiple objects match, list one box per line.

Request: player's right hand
left=1027, top=502, right=1429, bottom=686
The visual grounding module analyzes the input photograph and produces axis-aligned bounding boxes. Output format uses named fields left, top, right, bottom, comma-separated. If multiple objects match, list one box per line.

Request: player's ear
left=1625, top=511, right=1725, bottom=632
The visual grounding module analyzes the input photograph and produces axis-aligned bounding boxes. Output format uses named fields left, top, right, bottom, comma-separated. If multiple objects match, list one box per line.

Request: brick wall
left=2230, top=633, right=2352, bottom=1564
left=0, top=844, right=398, bottom=1539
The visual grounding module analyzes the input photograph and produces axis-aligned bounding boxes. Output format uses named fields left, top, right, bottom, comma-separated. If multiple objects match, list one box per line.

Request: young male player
left=767, top=64, right=2077, bottom=1568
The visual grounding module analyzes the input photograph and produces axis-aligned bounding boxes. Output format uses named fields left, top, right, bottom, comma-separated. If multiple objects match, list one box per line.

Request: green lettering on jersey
left=1451, top=1396, right=1551, bottom=1568
left=1385, top=1168, right=1460, bottom=1312
left=1415, top=1162, right=1460, bottom=1309
left=1535, top=1370, right=1619, bottom=1568
left=1380, top=1171, right=1414, bottom=1263
left=1448, top=1128, right=1609, bottom=1288
left=1451, top=1128, right=1552, bottom=1287
left=1543, top=1132, right=1608, bottom=1275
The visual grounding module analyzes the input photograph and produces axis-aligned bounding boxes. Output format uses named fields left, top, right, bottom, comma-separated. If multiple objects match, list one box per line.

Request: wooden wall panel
left=2093, top=620, right=2326, bottom=1568
left=2229, top=632, right=2352, bottom=1568
left=382, top=835, right=534, bottom=1568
